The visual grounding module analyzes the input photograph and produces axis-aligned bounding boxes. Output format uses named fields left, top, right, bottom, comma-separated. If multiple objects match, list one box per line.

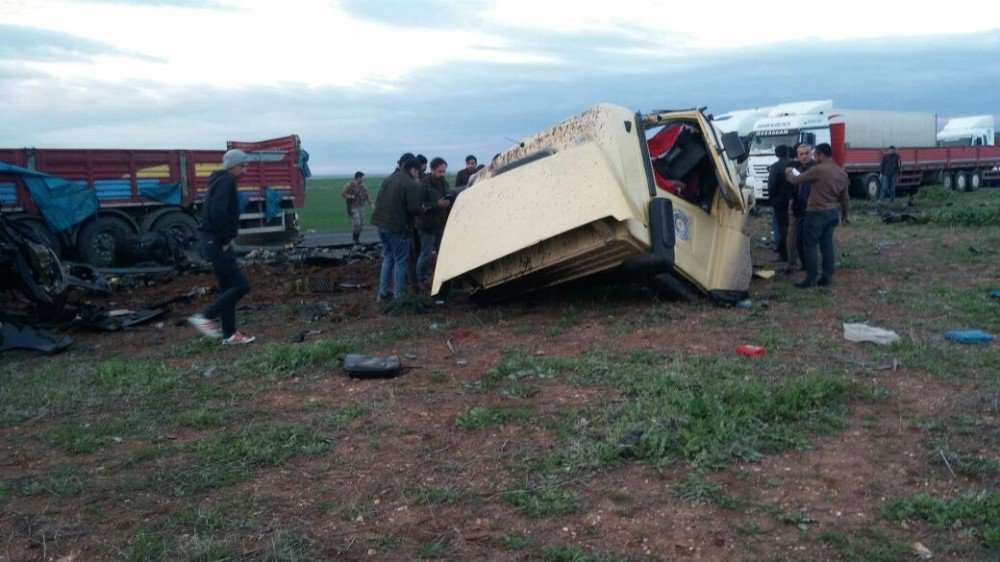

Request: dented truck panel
left=432, top=103, right=753, bottom=299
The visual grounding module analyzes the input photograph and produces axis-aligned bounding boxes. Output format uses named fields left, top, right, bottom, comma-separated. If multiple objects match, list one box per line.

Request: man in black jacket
left=188, top=149, right=255, bottom=345
left=371, top=155, right=436, bottom=300
left=767, top=145, right=795, bottom=262
left=415, top=157, right=451, bottom=289
left=879, top=146, right=902, bottom=207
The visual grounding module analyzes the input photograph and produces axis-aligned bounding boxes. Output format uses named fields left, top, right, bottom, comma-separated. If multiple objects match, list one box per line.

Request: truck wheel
left=12, top=217, right=62, bottom=257
left=77, top=216, right=131, bottom=267
left=968, top=170, right=982, bottom=191
left=863, top=174, right=881, bottom=200
left=941, top=172, right=955, bottom=191
left=152, top=212, right=200, bottom=250
left=955, top=171, right=969, bottom=192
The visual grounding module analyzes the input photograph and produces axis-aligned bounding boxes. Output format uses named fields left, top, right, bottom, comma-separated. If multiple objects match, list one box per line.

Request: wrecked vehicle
left=432, top=104, right=754, bottom=302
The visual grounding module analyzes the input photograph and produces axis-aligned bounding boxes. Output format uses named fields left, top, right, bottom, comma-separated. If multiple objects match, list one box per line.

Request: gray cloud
left=2, top=29, right=997, bottom=175
left=0, top=25, right=160, bottom=63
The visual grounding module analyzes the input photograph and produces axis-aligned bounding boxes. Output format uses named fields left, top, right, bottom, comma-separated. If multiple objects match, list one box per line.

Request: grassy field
left=1, top=186, right=997, bottom=561
left=300, top=174, right=458, bottom=232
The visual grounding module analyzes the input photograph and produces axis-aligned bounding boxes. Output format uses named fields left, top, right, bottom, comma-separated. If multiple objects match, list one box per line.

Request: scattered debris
left=403, top=353, right=417, bottom=360
left=944, top=329, right=994, bottom=345
left=735, top=299, right=752, bottom=309
left=342, top=354, right=406, bottom=379
left=881, top=212, right=919, bottom=224
left=73, top=304, right=169, bottom=332
left=969, top=246, right=982, bottom=254
left=298, top=301, right=332, bottom=322
left=290, top=329, right=323, bottom=343
left=735, top=344, right=765, bottom=357
left=991, top=290, right=1000, bottom=299
left=617, top=430, right=644, bottom=458
left=456, top=359, right=469, bottom=366
left=912, top=542, right=933, bottom=560
left=753, top=269, right=775, bottom=279
left=843, top=323, right=901, bottom=345
left=0, top=314, right=73, bottom=354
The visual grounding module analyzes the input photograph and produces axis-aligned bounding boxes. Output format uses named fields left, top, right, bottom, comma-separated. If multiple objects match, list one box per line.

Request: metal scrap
left=0, top=314, right=74, bottom=354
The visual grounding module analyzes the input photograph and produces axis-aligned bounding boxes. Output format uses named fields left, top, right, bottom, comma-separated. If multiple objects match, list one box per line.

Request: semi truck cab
left=746, top=101, right=834, bottom=200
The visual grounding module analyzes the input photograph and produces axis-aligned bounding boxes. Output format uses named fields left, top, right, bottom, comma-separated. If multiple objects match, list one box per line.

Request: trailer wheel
left=77, top=216, right=131, bottom=267
left=863, top=174, right=881, bottom=200
left=152, top=212, right=200, bottom=250
left=955, top=171, right=969, bottom=192
left=941, top=172, right=955, bottom=191
left=968, top=170, right=982, bottom=191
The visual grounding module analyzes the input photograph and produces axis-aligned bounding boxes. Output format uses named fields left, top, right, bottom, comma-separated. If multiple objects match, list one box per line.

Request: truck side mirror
left=721, top=131, right=747, bottom=163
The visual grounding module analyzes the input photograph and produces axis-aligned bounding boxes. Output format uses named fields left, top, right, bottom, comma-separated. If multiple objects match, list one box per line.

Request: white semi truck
left=937, top=115, right=996, bottom=147
left=745, top=100, right=938, bottom=200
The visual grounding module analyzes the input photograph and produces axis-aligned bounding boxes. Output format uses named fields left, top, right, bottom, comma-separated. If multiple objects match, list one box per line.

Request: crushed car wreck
left=431, top=104, right=755, bottom=303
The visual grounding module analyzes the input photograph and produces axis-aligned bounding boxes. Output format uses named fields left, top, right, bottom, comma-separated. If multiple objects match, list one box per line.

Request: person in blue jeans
left=370, top=155, right=437, bottom=301
left=415, top=157, right=451, bottom=290
left=785, top=143, right=850, bottom=287
left=879, top=146, right=901, bottom=207
left=188, top=149, right=256, bottom=345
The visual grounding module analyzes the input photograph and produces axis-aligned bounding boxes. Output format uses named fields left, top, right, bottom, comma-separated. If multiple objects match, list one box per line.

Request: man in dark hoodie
left=371, top=154, right=435, bottom=301
left=767, top=145, right=795, bottom=262
left=187, top=149, right=256, bottom=345
left=415, top=157, right=451, bottom=289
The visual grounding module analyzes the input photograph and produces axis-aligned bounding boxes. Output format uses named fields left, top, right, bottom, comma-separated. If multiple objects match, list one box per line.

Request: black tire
left=941, top=171, right=955, bottom=191
left=954, top=171, right=969, bottom=192
left=77, top=216, right=132, bottom=267
left=863, top=174, right=881, bottom=201
left=152, top=211, right=200, bottom=250
left=969, top=170, right=982, bottom=191
left=649, top=272, right=699, bottom=302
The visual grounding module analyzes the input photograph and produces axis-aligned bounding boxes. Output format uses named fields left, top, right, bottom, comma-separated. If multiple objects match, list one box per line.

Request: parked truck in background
left=937, top=115, right=996, bottom=147
left=746, top=101, right=1000, bottom=200
left=712, top=107, right=772, bottom=144
left=0, top=135, right=309, bottom=266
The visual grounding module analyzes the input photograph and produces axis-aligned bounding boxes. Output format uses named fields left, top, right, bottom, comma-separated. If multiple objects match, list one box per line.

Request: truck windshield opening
left=752, top=133, right=799, bottom=153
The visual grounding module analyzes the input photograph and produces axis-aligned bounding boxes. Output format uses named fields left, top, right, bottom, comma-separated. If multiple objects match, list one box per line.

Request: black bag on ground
left=342, top=354, right=405, bottom=379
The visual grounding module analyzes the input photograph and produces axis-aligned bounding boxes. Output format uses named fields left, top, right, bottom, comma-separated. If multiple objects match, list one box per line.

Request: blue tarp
left=264, top=186, right=283, bottom=221
left=237, top=191, right=251, bottom=213
left=0, top=162, right=99, bottom=232
left=138, top=182, right=182, bottom=206
left=298, top=148, right=311, bottom=179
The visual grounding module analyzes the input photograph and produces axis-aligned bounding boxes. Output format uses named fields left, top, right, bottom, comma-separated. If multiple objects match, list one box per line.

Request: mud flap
left=621, top=198, right=675, bottom=275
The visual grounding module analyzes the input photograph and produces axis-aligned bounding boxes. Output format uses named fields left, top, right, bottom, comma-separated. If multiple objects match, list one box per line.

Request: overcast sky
left=2, top=0, right=999, bottom=175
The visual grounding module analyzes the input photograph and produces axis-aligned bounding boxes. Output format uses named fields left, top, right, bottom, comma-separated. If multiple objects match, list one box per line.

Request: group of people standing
left=344, top=153, right=482, bottom=302
left=767, top=142, right=850, bottom=288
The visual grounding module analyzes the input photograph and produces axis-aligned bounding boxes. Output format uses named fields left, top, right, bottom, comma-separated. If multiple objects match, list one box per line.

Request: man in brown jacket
left=785, top=143, right=850, bottom=288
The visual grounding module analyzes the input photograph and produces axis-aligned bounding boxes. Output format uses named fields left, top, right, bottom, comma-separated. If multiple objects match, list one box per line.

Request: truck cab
left=937, top=115, right=996, bottom=147
left=746, top=100, right=834, bottom=200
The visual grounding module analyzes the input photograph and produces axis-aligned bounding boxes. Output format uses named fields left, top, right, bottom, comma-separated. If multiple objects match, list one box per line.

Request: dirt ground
left=1, top=198, right=998, bottom=562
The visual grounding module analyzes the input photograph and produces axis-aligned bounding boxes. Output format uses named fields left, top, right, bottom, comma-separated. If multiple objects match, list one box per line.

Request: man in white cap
left=187, top=149, right=256, bottom=344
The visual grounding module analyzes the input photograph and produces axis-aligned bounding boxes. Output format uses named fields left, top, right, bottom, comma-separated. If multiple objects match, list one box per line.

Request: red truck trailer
left=0, top=135, right=309, bottom=266
left=830, top=121, right=1000, bottom=199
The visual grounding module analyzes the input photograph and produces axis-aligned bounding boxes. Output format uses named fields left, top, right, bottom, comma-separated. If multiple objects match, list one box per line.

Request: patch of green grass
left=0, top=362, right=91, bottom=424
left=94, top=359, right=185, bottom=398
left=819, top=528, right=911, bottom=562
left=229, top=339, right=356, bottom=380
left=671, top=474, right=725, bottom=505
left=126, top=531, right=166, bottom=562
left=178, top=535, right=232, bottom=562
left=501, top=533, right=533, bottom=550
left=173, top=336, right=219, bottom=357
left=403, top=484, right=463, bottom=506
left=539, top=544, right=629, bottom=562
left=382, top=293, right=434, bottom=316
left=455, top=407, right=510, bottom=430
left=18, top=466, right=86, bottom=497
left=177, top=408, right=225, bottom=429
left=313, top=404, right=367, bottom=431
left=504, top=485, right=585, bottom=518
left=427, top=371, right=448, bottom=384
left=45, top=418, right=124, bottom=454
left=177, top=424, right=329, bottom=495
left=416, top=537, right=451, bottom=559
left=884, top=491, right=999, bottom=549
left=369, top=534, right=402, bottom=550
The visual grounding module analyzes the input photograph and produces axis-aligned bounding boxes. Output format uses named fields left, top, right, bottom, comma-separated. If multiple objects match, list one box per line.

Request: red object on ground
left=735, top=345, right=766, bottom=357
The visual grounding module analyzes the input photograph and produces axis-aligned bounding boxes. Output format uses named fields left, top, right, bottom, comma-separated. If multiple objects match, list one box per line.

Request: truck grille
left=752, top=164, right=770, bottom=177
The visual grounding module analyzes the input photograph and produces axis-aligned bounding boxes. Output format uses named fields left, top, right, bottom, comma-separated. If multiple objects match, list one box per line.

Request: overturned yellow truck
left=432, top=104, right=755, bottom=303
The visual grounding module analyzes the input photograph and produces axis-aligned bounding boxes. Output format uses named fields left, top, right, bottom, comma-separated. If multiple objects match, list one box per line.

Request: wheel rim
left=92, top=231, right=117, bottom=263
left=165, top=224, right=195, bottom=248
left=971, top=173, right=981, bottom=190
